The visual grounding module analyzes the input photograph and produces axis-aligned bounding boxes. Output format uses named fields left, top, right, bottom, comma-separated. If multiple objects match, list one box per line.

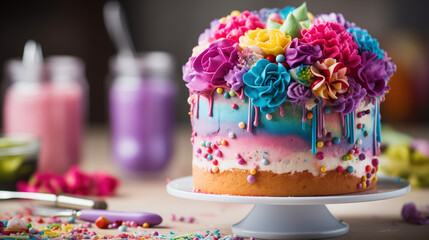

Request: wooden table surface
left=1, top=125, right=429, bottom=239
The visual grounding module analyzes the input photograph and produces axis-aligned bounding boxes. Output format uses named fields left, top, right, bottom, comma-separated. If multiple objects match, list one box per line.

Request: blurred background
left=0, top=0, right=428, bottom=125
left=0, top=0, right=428, bottom=190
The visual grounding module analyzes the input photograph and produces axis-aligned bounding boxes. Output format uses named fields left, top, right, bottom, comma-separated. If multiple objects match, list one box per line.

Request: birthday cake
left=182, top=3, right=396, bottom=196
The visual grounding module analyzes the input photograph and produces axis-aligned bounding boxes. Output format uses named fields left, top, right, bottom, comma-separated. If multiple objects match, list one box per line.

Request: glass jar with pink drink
left=2, top=41, right=87, bottom=174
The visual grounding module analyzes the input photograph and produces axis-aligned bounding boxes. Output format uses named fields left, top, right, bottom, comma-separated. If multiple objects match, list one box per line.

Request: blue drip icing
left=349, top=111, right=355, bottom=144
left=376, top=99, right=382, bottom=143
left=311, top=106, right=317, bottom=155
left=302, top=121, right=306, bottom=131
left=345, top=114, right=350, bottom=140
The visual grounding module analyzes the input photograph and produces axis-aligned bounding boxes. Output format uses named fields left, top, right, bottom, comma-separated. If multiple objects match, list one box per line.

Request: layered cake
left=182, top=3, right=396, bottom=196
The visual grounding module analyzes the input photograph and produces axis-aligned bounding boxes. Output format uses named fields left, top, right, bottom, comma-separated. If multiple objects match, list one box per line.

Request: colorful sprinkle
left=232, top=104, right=238, bottom=109
left=238, top=122, right=246, bottom=129
left=365, top=165, right=372, bottom=172
left=250, top=168, right=257, bottom=175
left=357, top=183, right=362, bottom=189
left=364, top=131, right=369, bottom=137
left=325, top=141, right=332, bottom=147
left=356, top=139, right=363, bottom=145
left=320, top=166, right=327, bottom=173
left=68, top=217, right=75, bottom=223
left=316, top=152, right=325, bottom=160
left=347, top=154, right=353, bottom=160
left=224, top=92, right=230, bottom=98
left=216, top=88, right=223, bottom=94
left=265, top=113, right=272, bottom=120
left=276, top=54, right=285, bottom=63
left=196, top=148, right=202, bottom=154
left=347, top=166, right=354, bottom=173
left=212, top=160, right=218, bottom=165
left=263, top=158, right=269, bottom=165
left=265, top=54, right=275, bottom=62
left=372, top=158, right=379, bottom=167
left=316, top=141, right=324, bottom=148
left=221, top=140, right=228, bottom=146
left=337, top=166, right=344, bottom=172
left=342, top=155, right=349, bottom=161
left=214, top=150, right=222, bottom=157
left=118, top=225, right=127, bottom=232
left=307, top=112, right=313, bottom=119
left=142, top=222, right=150, bottom=228
left=326, top=132, right=333, bottom=138
left=362, top=181, right=367, bottom=189
left=362, top=176, right=367, bottom=182
left=238, top=158, right=246, bottom=165
left=357, top=112, right=363, bottom=118
left=206, top=147, right=213, bottom=153
left=357, top=123, right=363, bottom=129
left=333, top=137, right=341, bottom=144
left=323, top=107, right=331, bottom=114
left=212, top=166, right=219, bottom=173
left=206, top=141, right=211, bottom=148
left=247, top=175, right=256, bottom=183
left=366, top=179, right=371, bottom=187
left=229, top=90, right=236, bottom=97
left=359, top=153, right=366, bottom=160
left=228, top=132, right=236, bottom=139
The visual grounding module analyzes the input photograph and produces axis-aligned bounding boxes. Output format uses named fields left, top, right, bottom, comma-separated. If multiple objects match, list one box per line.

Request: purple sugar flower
left=184, top=39, right=239, bottom=92
left=357, top=51, right=390, bottom=97
left=316, top=12, right=359, bottom=29
left=285, top=38, right=323, bottom=69
left=402, top=202, right=429, bottom=225
left=225, top=66, right=248, bottom=92
left=333, top=77, right=367, bottom=115
left=287, top=82, right=311, bottom=105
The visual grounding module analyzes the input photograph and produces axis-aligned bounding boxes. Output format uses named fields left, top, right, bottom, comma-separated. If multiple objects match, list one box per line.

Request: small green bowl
left=0, top=135, right=40, bottom=190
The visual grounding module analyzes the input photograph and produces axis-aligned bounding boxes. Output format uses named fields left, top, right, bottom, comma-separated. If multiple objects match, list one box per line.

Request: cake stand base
left=232, top=205, right=348, bottom=239
left=167, top=175, right=410, bottom=239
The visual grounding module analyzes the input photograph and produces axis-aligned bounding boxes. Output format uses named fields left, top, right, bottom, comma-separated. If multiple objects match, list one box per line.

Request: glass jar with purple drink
left=108, top=52, right=176, bottom=173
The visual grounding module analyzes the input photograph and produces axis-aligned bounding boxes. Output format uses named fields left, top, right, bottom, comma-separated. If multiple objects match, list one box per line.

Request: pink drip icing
left=253, top=106, right=259, bottom=127
left=207, top=90, right=214, bottom=117
left=247, top=98, right=252, bottom=132
left=317, top=105, right=322, bottom=138
left=302, top=105, right=307, bottom=123
left=341, top=114, right=346, bottom=136
left=373, top=100, right=378, bottom=155
left=321, top=104, right=326, bottom=136
left=279, top=105, right=285, bottom=117
left=195, top=94, right=200, bottom=119
left=237, top=88, right=245, bottom=100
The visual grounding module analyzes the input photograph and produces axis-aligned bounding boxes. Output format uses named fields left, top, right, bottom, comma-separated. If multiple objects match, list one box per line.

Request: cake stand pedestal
left=167, top=176, right=410, bottom=239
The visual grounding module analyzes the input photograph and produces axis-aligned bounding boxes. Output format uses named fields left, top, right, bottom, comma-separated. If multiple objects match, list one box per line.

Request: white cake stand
left=167, top=175, right=410, bottom=239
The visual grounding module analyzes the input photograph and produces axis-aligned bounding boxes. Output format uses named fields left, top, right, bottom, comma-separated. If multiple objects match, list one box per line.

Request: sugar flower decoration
left=301, top=21, right=361, bottom=69
left=316, top=12, right=358, bottom=29
left=239, top=29, right=292, bottom=56
left=402, top=202, right=429, bottom=225
left=285, top=38, right=322, bottom=69
left=357, top=51, right=390, bottom=97
left=185, top=39, right=239, bottom=92
left=225, top=66, right=248, bottom=92
left=348, top=28, right=384, bottom=59
left=333, top=77, right=367, bottom=114
left=287, top=82, right=311, bottom=105
left=289, top=65, right=315, bottom=87
left=213, top=11, right=265, bottom=42
left=251, top=8, right=279, bottom=22
left=243, top=59, right=291, bottom=113
left=310, top=58, right=350, bottom=100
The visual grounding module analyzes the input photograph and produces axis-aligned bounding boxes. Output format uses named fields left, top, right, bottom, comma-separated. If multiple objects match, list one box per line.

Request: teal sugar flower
left=347, top=27, right=385, bottom=59
left=243, top=59, right=291, bottom=113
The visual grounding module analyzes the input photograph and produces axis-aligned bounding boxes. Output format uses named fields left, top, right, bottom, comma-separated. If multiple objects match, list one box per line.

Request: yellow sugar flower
left=239, top=29, right=291, bottom=56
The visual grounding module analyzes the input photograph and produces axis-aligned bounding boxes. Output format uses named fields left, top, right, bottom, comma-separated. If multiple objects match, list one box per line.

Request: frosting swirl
left=185, top=39, right=239, bottom=92
left=243, top=59, right=291, bottom=113
left=239, top=29, right=292, bottom=56
left=357, top=51, right=390, bottom=97
left=213, top=11, right=265, bottom=42
left=333, top=77, right=367, bottom=114
left=287, top=81, right=312, bottom=105
left=285, top=38, right=322, bottom=68
left=310, top=58, right=350, bottom=100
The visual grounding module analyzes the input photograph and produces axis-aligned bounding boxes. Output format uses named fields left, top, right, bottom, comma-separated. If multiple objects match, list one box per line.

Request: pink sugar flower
left=301, top=21, right=361, bottom=69
left=64, top=166, right=92, bottom=195
left=310, top=58, right=350, bottom=100
left=213, top=11, right=265, bottom=42
left=92, top=171, right=119, bottom=196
